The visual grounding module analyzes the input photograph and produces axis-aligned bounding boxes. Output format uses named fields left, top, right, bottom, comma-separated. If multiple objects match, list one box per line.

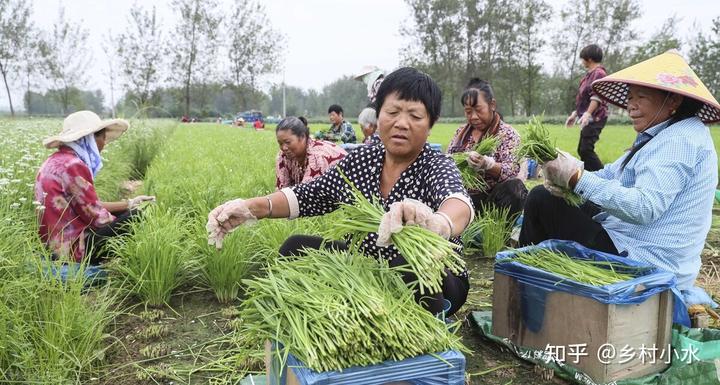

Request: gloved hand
left=376, top=198, right=452, bottom=247
left=565, top=112, right=577, bottom=127
left=127, top=195, right=156, bottom=209
left=578, top=111, right=593, bottom=128
left=206, top=199, right=258, bottom=249
left=467, top=151, right=496, bottom=172
left=542, top=150, right=583, bottom=189
left=543, top=178, right=565, bottom=198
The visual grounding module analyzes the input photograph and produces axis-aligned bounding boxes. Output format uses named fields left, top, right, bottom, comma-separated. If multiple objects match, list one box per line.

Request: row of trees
left=1, top=0, right=718, bottom=119
left=0, top=0, right=283, bottom=117
left=400, top=0, right=720, bottom=117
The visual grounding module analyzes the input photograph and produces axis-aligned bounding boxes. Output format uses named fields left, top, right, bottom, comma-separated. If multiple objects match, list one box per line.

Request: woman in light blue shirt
left=521, top=50, right=720, bottom=303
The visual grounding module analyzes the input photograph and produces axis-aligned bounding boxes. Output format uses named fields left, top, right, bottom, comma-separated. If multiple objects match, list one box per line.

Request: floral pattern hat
left=592, top=49, right=720, bottom=123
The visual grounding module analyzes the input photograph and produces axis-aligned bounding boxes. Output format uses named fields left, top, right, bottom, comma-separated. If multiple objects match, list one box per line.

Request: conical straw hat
left=592, top=50, right=720, bottom=123
left=43, top=111, right=129, bottom=149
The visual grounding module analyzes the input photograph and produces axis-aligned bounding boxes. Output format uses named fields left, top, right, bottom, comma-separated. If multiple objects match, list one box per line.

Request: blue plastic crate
left=267, top=345, right=465, bottom=385
left=428, top=143, right=443, bottom=152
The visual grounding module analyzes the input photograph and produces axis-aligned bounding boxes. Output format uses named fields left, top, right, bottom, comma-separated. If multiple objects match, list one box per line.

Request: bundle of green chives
left=451, top=135, right=501, bottom=192
left=240, top=249, right=467, bottom=373
left=500, top=248, right=637, bottom=286
left=327, top=173, right=466, bottom=295
left=515, top=116, right=583, bottom=206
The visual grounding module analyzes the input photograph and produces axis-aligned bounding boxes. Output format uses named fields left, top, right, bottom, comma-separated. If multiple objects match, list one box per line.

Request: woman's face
left=463, top=93, right=496, bottom=131
left=276, top=130, right=307, bottom=159
left=362, top=123, right=376, bottom=138
left=626, top=85, right=681, bottom=133
left=94, top=131, right=107, bottom=152
left=378, top=92, right=431, bottom=160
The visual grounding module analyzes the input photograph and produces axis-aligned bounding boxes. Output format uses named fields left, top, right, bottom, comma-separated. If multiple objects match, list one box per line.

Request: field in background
left=1, top=118, right=719, bottom=384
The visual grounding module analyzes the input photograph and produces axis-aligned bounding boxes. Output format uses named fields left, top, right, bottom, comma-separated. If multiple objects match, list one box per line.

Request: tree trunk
left=0, top=64, right=15, bottom=117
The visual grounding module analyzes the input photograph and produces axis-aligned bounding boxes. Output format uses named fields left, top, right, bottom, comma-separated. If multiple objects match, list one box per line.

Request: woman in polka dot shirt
left=207, top=67, right=474, bottom=316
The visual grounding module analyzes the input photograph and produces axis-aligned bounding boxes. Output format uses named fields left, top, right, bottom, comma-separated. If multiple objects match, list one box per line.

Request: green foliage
left=107, top=206, right=197, bottom=306
left=199, top=227, right=255, bottom=303
left=689, top=17, right=720, bottom=97
left=462, top=204, right=518, bottom=257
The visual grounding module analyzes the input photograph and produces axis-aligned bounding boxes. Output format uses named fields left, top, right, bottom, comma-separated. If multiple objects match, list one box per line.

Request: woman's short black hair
left=276, top=117, right=309, bottom=139
left=461, top=78, right=495, bottom=108
left=580, top=44, right=603, bottom=63
left=374, top=67, right=442, bottom=127
left=669, top=94, right=704, bottom=125
left=328, top=104, right=344, bottom=115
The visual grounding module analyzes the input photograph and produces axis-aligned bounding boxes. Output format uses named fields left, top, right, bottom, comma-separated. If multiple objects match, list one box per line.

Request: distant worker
left=565, top=44, right=609, bottom=171
left=354, top=65, right=385, bottom=105
left=325, top=104, right=356, bottom=143
left=254, top=118, right=264, bottom=130
left=358, top=107, right=380, bottom=145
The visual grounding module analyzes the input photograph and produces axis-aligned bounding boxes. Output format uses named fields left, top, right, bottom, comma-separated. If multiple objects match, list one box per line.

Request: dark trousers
left=85, top=210, right=137, bottom=264
left=470, top=178, right=528, bottom=217
left=578, top=118, right=606, bottom=171
left=518, top=185, right=618, bottom=254
left=278, top=235, right=470, bottom=317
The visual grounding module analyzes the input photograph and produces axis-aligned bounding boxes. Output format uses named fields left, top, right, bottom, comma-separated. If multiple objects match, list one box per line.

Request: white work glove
left=206, top=199, right=258, bottom=249
left=467, top=151, right=496, bottom=172
left=127, top=195, right=156, bottom=210
left=376, top=198, right=452, bottom=247
left=542, top=150, right=583, bottom=189
left=543, top=178, right=565, bottom=198
left=578, top=111, right=593, bottom=128
left=565, top=112, right=577, bottom=127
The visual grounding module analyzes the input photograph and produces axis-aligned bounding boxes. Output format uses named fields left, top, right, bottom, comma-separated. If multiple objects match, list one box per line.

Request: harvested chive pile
left=327, top=173, right=466, bottom=295
left=515, top=116, right=583, bottom=206
left=451, top=135, right=501, bottom=192
left=504, top=248, right=637, bottom=286
left=462, top=203, right=517, bottom=257
left=240, top=249, right=467, bottom=372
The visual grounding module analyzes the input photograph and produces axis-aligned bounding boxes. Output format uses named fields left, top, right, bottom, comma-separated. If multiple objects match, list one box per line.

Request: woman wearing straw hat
left=35, top=111, right=156, bottom=264
left=520, top=50, right=720, bottom=306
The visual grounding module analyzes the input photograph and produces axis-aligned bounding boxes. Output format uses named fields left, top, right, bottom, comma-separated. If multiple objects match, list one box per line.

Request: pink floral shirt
left=447, top=120, right=521, bottom=190
left=275, top=139, right=347, bottom=189
left=35, top=146, right=115, bottom=262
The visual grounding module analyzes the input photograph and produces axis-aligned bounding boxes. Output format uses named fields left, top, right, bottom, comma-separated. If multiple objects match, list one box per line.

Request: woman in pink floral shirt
left=275, top=117, right=347, bottom=189
left=447, top=78, right=527, bottom=215
left=35, top=111, right=155, bottom=263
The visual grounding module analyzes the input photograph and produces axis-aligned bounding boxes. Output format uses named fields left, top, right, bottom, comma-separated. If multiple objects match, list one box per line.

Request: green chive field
left=2, top=118, right=720, bottom=384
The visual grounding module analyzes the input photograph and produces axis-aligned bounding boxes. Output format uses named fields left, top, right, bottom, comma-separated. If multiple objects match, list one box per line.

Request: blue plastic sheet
left=269, top=347, right=465, bottom=385
left=495, top=240, right=690, bottom=329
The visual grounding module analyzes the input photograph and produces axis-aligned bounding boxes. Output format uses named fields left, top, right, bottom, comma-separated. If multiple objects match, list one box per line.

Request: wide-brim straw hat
left=43, top=110, right=129, bottom=149
left=592, top=50, right=720, bottom=123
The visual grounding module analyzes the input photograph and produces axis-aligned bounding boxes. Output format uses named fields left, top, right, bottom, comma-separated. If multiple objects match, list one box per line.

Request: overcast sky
left=1, top=0, right=717, bottom=111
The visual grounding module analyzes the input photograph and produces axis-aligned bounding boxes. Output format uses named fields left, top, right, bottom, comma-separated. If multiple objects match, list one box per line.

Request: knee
left=524, top=185, right=552, bottom=214
left=278, top=234, right=309, bottom=257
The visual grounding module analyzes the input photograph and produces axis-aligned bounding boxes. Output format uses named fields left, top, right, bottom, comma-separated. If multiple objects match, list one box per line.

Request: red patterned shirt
left=275, top=139, right=347, bottom=189
left=447, top=120, right=521, bottom=190
left=35, top=146, right=115, bottom=261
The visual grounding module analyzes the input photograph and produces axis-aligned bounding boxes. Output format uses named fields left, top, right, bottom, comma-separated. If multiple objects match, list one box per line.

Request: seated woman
left=208, top=67, right=474, bottom=316
left=36, top=111, right=156, bottom=264
left=275, top=117, right=347, bottom=189
left=447, top=78, right=527, bottom=215
left=524, top=50, right=720, bottom=305
left=358, top=107, right=381, bottom=145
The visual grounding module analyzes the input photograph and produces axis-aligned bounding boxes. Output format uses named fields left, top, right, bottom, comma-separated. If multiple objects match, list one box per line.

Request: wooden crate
left=492, top=272, right=673, bottom=383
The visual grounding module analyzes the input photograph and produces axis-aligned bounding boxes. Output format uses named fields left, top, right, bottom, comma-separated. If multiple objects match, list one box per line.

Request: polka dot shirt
left=283, top=143, right=473, bottom=277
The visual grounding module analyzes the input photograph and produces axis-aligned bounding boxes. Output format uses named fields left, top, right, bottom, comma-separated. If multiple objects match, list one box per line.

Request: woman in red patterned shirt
left=447, top=78, right=527, bottom=216
left=35, top=111, right=155, bottom=264
left=275, top=116, right=347, bottom=189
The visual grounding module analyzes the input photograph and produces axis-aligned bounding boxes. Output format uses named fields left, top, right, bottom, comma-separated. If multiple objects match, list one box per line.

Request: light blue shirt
left=575, top=117, right=717, bottom=290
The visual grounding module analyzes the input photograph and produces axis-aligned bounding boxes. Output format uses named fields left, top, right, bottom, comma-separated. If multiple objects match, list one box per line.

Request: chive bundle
left=501, top=248, right=639, bottom=286
left=462, top=203, right=517, bottom=257
left=515, top=116, right=583, bottom=206
left=451, top=135, right=501, bottom=192
left=327, top=173, right=466, bottom=295
left=239, top=249, right=467, bottom=373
